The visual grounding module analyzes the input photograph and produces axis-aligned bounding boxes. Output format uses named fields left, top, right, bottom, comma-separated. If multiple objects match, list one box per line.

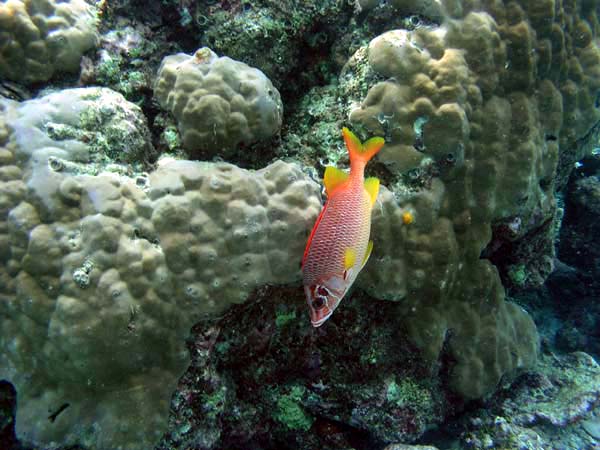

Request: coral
left=154, top=47, right=283, bottom=160
left=25, top=87, right=155, bottom=168
left=331, top=0, right=600, bottom=399
left=278, top=85, right=351, bottom=168
left=507, top=264, right=528, bottom=287
left=386, top=378, right=432, bottom=410
left=0, top=0, right=98, bottom=84
left=201, top=1, right=348, bottom=91
left=85, top=23, right=162, bottom=103
left=0, top=88, right=320, bottom=449
left=3, top=0, right=600, bottom=446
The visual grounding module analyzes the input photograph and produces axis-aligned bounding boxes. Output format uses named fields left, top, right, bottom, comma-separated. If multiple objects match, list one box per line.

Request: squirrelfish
left=301, top=127, right=385, bottom=327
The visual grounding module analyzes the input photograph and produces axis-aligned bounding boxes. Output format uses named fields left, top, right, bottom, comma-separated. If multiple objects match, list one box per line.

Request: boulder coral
left=0, top=88, right=320, bottom=449
left=0, top=0, right=98, bottom=84
left=154, top=47, right=284, bottom=159
left=345, top=0, right=600, bottom=398
left=1, top=0, right=600, bottom=447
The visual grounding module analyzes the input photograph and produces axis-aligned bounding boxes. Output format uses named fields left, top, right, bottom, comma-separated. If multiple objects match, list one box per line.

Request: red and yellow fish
left=301, top=127, right=385, bottom=326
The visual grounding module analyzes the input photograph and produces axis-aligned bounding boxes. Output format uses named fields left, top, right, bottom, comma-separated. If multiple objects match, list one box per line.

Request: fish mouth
left=311, top=312, right=332, bottom=328
left=310, top=303, right=334, bottom=327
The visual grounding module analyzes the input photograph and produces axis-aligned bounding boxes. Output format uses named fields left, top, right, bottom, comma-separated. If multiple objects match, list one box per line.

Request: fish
left=301, top=127, right=385, bottom=327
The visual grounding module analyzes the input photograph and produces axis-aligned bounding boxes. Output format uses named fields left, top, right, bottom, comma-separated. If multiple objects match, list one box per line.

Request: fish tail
left=342, top=127, right=385, bottom=165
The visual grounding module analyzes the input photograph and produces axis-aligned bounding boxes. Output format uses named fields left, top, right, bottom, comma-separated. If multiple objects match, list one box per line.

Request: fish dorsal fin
left=364, top=177, right=380, bottom=207
left=344, top=248, right=356, bottom=270
left=324, top=166, right=349, bottom=196
left=361, top=240, right=374, bottom=269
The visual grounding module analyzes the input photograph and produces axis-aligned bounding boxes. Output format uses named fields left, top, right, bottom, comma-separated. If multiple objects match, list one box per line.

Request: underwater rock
left=158, top=286, right=447, bottom=450
left=583, top=416, right=600, bottom=439
left=559, top=174, right=600, bottom=275
left=383, top=445, right=440, bottom=450
left=458, top=352, right=600, bottom=449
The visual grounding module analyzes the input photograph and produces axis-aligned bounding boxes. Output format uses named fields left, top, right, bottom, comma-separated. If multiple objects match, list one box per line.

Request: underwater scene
left=0, top=0, right=600, bottom=449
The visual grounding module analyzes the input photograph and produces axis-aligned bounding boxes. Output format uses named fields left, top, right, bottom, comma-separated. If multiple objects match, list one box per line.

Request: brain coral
left=0, top=88, right=320, bottom=449
left=154, top=47, right=284, bottom=159
left=344, top=0, right=600, bottom=398
left=0, top=0, right=98, bottom=84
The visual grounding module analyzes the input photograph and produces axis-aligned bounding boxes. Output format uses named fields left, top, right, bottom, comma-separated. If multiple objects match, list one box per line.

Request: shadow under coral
left=157, top=285, right=452, bottom=450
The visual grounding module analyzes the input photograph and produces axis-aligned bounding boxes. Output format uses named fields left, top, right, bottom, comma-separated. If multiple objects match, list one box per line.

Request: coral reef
left=154, top=47, right=283, bottom=160
left=281, top=0, right=600, bottom=402
left=201, top=0, right=350, bottom=92
left=333, top=0, right=600, bottom=399
left=86, top=24, right=160, bottom=103
left=1, top=0, right=600, bottom=448
left=455, top=352, right=600, bottom=449
left=0, top=0, right=98, bottom=84
left=0, top=88, right=320, bottom=449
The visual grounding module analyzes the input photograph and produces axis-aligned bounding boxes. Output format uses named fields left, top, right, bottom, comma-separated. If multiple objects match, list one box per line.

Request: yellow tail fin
left=342, top=127, right=385, bottom=164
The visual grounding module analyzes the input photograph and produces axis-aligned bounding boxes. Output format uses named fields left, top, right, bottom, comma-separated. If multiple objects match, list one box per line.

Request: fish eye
left=312, top=297, right=326, bottom=310
left=316, top=286, right=329, bottom=297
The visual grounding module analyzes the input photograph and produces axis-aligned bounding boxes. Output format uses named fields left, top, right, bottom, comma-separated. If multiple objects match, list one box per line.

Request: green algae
left=273, top=385, right=314, bottom=431
left=275, top=309, right=297, bottom=329
left=507, top=263, right=528, bottom=286
left=386, top=378, right=433, bottom=411
left=201, top=385, right=228, bottom=421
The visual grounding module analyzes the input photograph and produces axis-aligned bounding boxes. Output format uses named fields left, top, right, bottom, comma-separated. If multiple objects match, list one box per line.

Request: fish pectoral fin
left=344, top=247, right=357, bottom=270
left=364, top=177, right=380, bottom=207
left=361, top=240, right=374, bottom=269
left=324, top=166, right=349, bottom=196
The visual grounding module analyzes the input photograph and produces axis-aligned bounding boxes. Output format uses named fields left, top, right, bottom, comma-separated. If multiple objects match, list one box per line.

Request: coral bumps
left=154, top=47, right=284, bottom=158
left=0, top=0, right=98, bottom=84
left=350, top=0, right=600, bottom=398
left=1, top=0, right=600, bottom=447
left=0, top=88, right=320, bottom=448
